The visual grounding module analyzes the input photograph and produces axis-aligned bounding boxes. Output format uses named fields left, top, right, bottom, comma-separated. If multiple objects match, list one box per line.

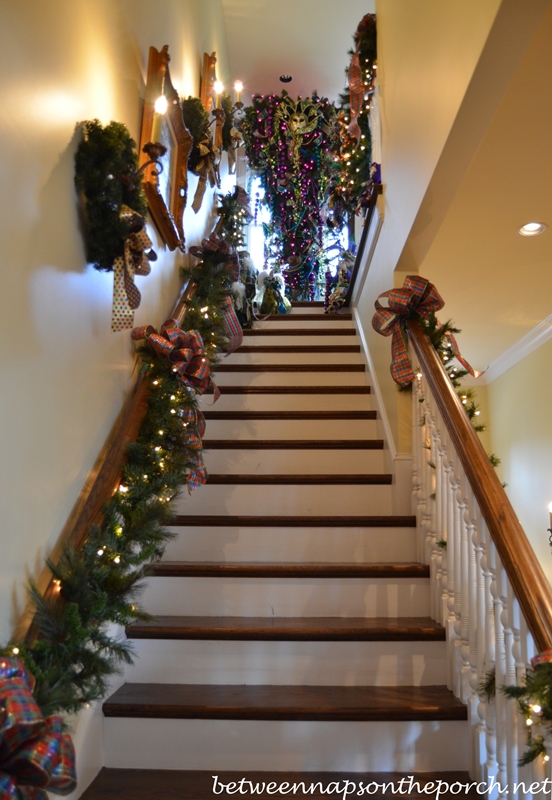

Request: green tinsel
left=181, top=96, right=210, bottom=172
left=74, top=120, right=148, bottom=272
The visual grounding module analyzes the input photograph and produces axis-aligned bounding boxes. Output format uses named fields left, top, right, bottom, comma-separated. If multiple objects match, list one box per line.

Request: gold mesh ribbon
left=111, top=205, right=153, bottom=332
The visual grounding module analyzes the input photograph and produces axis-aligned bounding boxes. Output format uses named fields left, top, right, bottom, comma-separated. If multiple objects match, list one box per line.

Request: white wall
left=486, top=339, right=552, bottom=584
left=0, top=0, right=231, bottom=644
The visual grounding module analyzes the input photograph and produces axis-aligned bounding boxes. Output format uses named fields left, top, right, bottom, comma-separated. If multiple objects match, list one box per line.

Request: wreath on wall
left=74, top=120, right=149, bottom=272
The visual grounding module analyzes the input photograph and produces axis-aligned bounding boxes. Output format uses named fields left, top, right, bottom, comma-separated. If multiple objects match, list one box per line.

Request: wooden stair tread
left=202, top=410, right=376, bottom=420
left=213, top=363, right=365, bottom=372
left=103, top=683, right=466, bottom=721
left=127, top=616, right=445, bottom=641
left=81, top=769, right=481, bottom=799
left=236, top=345, right=361, bottom=353
left=172, top=515, right=417, bottom=527
left=243, top=328, right=357, bottom=336
left=149, top=562, right=429, bottom=578
left=202, top=439, right=383, bottom=449
left=213, top=386, right=371, bottom=394
left=263, top=313, right=352, bottom=321
left=206, top=474, right=392, bottom=485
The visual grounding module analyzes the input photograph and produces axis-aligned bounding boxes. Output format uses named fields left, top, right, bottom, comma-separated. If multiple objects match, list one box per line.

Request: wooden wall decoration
left=200, top=51, right=217, bottom=112
left=139, top=45, right=192, bottom=251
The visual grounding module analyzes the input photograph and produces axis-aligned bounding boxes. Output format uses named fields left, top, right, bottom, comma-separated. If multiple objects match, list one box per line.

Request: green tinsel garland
left=181, top=96, right=210, bottom=172
left=74, top=120, right=148, bottom=272
left=1, top=243, right=237, bottom=717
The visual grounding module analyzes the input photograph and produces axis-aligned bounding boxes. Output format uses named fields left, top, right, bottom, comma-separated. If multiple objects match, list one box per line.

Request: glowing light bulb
left=154, top=95, right=168, bottom=115
left=115, top=526, right=123, bottom=537
left=12, top=647, right=20, bottom=655
left=119, top=485, right=128, bottom=493
left=153, top=380, right=159, bottom=386
left=113, top=555, right=121, bottom=565
left=532, top=704, right=542, bottom=713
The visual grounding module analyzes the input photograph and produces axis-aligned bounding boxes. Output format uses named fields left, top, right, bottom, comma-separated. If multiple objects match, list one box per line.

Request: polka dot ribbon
left=111, top=206, right=154, bottom=333
left=372, top=276, right=483, bottom=388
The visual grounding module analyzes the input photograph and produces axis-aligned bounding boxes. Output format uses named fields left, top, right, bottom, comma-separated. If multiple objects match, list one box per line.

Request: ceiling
left=397, top=0, right=552, bottom=372
left=221, top=0, right=552, bottom=375
left=221, top=0, right=375, bottom=101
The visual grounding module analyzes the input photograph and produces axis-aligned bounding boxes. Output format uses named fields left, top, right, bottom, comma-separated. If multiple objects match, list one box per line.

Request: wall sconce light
left=214, top=80, right=224, bottom=108
left=234, top=80, right=244, bottom=108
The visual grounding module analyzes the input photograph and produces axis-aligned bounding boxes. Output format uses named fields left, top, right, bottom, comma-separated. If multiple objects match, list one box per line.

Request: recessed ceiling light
left=518, top=222, right=547, bottom=236
left=279, top=74, right=292, bottom=83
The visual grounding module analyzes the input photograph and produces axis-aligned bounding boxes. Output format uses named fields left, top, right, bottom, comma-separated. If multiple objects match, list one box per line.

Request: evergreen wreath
left=74, top=120, right=148, bottom=272
left=181, top=96, right=211, bottom=172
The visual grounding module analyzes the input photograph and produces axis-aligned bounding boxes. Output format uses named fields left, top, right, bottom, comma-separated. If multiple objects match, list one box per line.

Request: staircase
left=82, top=304, right=473, bottom=798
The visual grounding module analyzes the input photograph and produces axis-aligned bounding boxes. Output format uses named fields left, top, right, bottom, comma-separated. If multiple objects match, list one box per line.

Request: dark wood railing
left=343, top=184, right=382, bottom=308
left=407, top=318, right=552, bottom=653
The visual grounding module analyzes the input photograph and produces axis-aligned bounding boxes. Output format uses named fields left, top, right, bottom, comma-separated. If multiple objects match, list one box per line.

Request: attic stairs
left=82, top=303, right=472, bottom=799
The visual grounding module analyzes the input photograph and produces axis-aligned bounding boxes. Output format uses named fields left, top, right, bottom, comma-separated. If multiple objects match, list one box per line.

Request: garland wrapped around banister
left=372, top=275, right=483, bottom=388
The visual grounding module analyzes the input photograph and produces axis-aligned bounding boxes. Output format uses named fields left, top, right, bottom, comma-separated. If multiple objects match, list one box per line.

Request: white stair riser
left=164, top=526, right=417, bottom=563
left=204, top=418, right=378, bottom=439
left=212, top=371, right=366, bottom=387
left=243, top=334, right=358, bottom=346
left=140, top=577, right=431, bottom=618
left=104, top=718, right=468, bottom=771
left=176, top=484, right=392, bottom=516
left=231, top=352, right=363, bottom=365
left=200, top=394, right=373, bottom=412
left=126, top=640, right=447, bottom=686
left=254, top=319, right=354, bottom=330
left=203, top=448, right=385, bottom=474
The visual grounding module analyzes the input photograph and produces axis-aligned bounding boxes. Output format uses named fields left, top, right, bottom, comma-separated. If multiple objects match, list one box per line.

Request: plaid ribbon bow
left=191, top=137, right=219, bottom=213
left=373, top=276, right=444, bottom=386
left=111, top=205, right=154, bottom=333
left=373, top=276, right=483, bottom=387
left=189, top=235, right=239, bottom=279
left=131, top=320, right=219, bottom=400
left=0, top=658, right=77, bottom=800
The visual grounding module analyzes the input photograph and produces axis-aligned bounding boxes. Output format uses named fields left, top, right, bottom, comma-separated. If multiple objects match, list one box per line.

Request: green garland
left=74, top=120, right=148, bottom=272
left=479, top=664, right=552, bottom=765
left=181, top=96, right=210, bottom=172
left=328, top=14, right=377, bottom=221
left=1, top=241, right=236, bottom=717
left=217, top=188, right=252, bottom=248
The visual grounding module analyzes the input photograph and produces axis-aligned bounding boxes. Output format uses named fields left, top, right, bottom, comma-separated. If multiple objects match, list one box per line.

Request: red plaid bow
left=182, top=407, right=208, bottom=492
left=373, top=276, right=444, bottom=387
left=131, top=320, right=219, bottom=400
left=0, top=658, right=77, bottom=800
left=373, top=276, right=483, bottom=387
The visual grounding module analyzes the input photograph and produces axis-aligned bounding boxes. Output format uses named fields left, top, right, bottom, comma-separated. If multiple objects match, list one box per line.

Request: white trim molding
left=353, top=306, right=397, bottom=460
left=480, top=312, right=552, bottom=384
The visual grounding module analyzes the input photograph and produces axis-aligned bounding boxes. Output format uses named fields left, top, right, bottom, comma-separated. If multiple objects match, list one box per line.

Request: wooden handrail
left=343, top=184, right=382, bottom=307
left=407, top=318, right=552, bottom=653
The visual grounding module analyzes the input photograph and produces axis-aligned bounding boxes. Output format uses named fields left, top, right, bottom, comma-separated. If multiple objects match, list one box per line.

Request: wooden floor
left=81, top=769, right=483, bottom=799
